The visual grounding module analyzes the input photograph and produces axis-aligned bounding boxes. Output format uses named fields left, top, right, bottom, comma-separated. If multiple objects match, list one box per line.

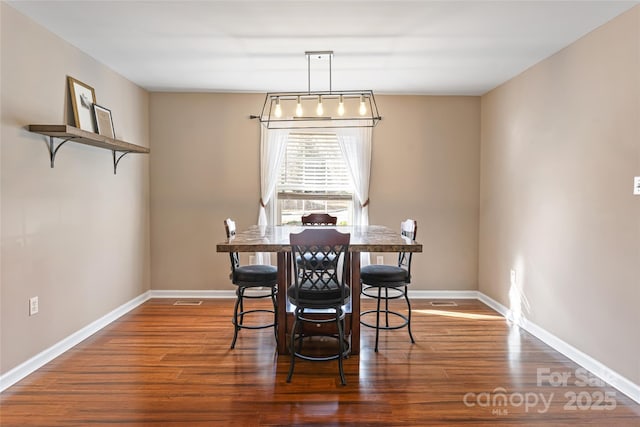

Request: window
left=277, top=132, right=353, bottom=225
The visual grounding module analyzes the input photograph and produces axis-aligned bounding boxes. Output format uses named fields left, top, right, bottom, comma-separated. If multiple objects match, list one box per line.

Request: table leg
left=351, top=252, right=361, bottom=355
left=277, top=251, right=288, bottom=355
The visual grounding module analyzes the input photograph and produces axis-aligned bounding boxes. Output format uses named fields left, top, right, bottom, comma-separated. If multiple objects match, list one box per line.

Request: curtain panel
left=335, top=123, right=372, bottom=266
left=257, top=127, right=289, bottom=264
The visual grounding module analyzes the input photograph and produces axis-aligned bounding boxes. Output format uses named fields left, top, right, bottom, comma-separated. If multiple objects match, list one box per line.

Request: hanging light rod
left=251, top=51, right=382, bottom=129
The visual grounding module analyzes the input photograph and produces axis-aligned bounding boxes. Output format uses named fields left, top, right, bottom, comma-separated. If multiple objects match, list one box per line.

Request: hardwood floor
left=1, top=298, right=639, bottom=425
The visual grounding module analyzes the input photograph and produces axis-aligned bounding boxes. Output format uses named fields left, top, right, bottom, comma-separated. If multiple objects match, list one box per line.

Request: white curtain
left=335, top=122, right=372, bottom=266
left=257, top=127, right=289, bottom=264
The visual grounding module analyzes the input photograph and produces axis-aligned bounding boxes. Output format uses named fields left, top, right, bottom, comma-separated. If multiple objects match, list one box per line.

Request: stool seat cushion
left=361, top=264, right=408, bottom=285
left=233, top=264, right=277, bottom=284
left=288, top=282, right=351, bottom=307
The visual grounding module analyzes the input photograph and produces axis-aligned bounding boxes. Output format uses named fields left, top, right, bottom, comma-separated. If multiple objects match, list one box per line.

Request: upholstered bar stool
left=360, top=219, right=417, bottom=352
left=287, top=228, right=351, bottom=385
left=224, top=218, right=278, bottom=349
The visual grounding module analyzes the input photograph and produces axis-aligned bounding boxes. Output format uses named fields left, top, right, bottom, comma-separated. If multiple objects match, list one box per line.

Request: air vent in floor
left=173, top=300, right=203, bottom=306
left=430, top=301, right=458, bottom=307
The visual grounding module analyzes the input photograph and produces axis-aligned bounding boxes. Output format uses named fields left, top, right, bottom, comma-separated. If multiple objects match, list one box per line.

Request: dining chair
left=360, top=219, right=417, bottom=352
left=224, top=218, right=278, bottom=349
left=301, top=213, right=338, bottom=225
left=287, top=228, right=351, bottom=385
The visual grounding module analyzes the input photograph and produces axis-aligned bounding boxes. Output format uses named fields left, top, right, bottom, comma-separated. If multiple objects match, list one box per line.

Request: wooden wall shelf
left=28, top=124, right=149, bottom=174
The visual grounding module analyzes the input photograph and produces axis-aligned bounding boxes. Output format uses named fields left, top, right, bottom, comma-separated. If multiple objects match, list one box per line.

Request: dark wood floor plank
left=1, top=298, right=639, bottom=425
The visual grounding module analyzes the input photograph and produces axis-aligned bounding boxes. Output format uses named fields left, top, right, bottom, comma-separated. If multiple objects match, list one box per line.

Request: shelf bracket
left=112, top=150, right=132, bottom=175
left=47, top=136, right=75, bottom=168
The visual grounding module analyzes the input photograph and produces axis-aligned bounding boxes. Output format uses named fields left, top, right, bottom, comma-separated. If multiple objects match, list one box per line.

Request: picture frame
left=93, top=104, right=115, bottom=138
left=68, top=76, right=97, bottom=132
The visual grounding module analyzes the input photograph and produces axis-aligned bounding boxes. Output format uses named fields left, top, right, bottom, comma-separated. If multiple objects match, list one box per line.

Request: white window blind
left=278, top=132, right=352, bottom=194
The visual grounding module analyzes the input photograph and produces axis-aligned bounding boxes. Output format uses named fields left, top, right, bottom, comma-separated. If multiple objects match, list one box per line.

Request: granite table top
left=216, top=225, right=422, bottom=253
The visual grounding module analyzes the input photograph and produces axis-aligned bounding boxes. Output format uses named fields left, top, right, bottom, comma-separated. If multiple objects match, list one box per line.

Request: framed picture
left=93, top=104, right=115, bottom=138
left=68, top=76, right=97, bottom=132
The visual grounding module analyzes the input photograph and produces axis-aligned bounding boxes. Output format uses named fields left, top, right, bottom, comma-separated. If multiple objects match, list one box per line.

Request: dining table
left=216, top=224, right=423, bottom=355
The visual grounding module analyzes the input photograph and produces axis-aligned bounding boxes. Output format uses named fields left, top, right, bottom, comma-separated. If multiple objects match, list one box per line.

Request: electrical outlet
left=510, top=269, right=517, bottom=285
left=634, top=177, right=640, bottom=195
left=377, top=256, right=384, bottom=265
left=29, top=296, right=39, bottom=316
left=249, top=255, right=256, bottom=265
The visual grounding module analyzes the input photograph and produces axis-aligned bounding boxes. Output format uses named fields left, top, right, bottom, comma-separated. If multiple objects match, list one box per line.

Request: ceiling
left=9, top=1, right=640, bottom=95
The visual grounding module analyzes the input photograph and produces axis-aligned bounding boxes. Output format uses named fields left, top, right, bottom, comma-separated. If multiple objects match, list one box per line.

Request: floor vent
left=430, top=301, right=458, bottom=307
left=173, top=300, right=203, bottom=306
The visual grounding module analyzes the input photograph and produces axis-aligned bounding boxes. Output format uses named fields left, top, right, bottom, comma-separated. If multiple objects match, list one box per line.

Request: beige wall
left=149, top=93, right=480, bottom=291
left=479, top=6, right=640, bottom=385
left=372, top=96, right=480, bottom=289
left=7, top=0, right=637, bottom=392
left=149, top=93, right=263, bottom=291
left=1, top=3, right=150, bottom=374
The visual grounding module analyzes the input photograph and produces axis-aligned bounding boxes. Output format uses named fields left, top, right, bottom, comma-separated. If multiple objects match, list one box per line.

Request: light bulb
left=359, top=95, right=367, bottom=115
left=295, top=96, right=303, bottom=117
left=274, top=97, right=282, bottom=118
left=316, top=95, right=323, bottom=116
left=337, top=94, right=345, bottom=116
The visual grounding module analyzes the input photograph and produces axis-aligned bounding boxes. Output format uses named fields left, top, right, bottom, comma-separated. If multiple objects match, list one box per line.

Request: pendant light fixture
left=295, top=96, right=303, bottom=117
left=274, top=96, right=282, bottom=118
left=252, top=51, right=381, bottom=129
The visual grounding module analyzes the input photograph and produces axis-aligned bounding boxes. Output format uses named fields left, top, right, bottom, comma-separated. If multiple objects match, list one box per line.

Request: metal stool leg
left=375, top=287, right=382, bottom=352
left=271, top=286, right=278, bottom=342
left=287, top=308, right=300, bottom=383
left=230, top=287, right=243, bottom=349
left=336, top=308, right=346, bottom=385
left=404, top=286, right=415, bottom=344
left=384, top=287, right=390, bottom=327
left=238, top=290, right=245, bottom=326
left=361, top=283, right=415, bottom=352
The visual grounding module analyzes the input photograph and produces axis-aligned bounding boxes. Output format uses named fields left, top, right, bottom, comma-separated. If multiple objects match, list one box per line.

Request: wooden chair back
left=301, top=213, right=338, bottom=225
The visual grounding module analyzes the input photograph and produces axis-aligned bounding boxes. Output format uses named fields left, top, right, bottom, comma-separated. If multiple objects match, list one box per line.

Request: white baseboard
left=477, top=292, right=640, bottom=404
left=409, top=290, right=480, bottom=299
left=3, top=289, right=639, bottom=405
left=149, top=289, right=236, bottom=299
left=0, top=289, right=238, bottom=392
left=0, top=291, right=150, bottom=392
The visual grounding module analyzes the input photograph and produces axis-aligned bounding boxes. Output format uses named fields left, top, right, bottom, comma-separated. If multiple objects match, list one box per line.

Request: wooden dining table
left=216, top=224, right=423, bottom=355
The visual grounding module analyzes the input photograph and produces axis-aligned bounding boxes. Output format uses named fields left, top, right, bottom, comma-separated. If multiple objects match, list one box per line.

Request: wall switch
left=377, top=256, right=384, bottom=265
left=634, top=177, right=640, bottom=195
left=29, top=296, right=39, bottom=316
